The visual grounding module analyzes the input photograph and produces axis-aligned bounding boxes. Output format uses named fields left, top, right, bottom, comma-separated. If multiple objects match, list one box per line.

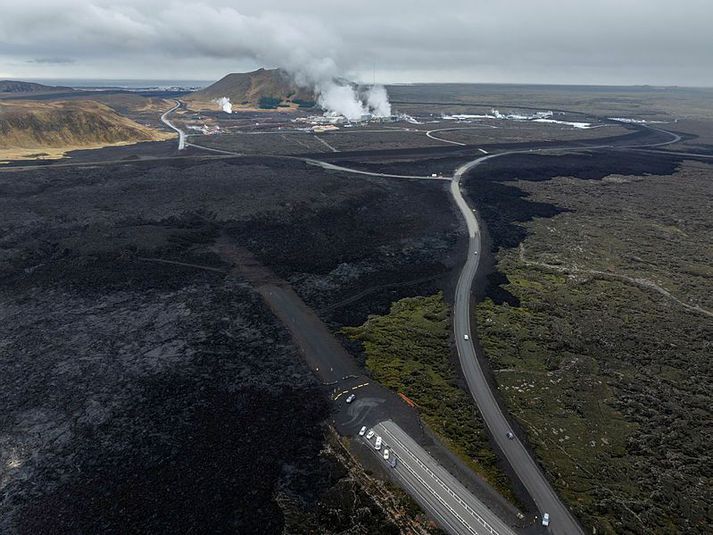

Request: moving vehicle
left=383, top=448, right=390, bottom=460
left=366, top=430, right=375, bottom=440
left=359, top=426, right=367, bottom=436
left=506, top=432, right=515, bottom=440
left=346, top=393, right=356, bottom=404
left=375, top=436, right=382, bottom=450
left=464, top=334, right=469, bottom=340
left=542, top=513, right=550, bottom=527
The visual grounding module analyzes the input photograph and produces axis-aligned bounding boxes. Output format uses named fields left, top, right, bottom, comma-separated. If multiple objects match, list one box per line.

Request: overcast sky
left=1, top=0, right=712, bottom=86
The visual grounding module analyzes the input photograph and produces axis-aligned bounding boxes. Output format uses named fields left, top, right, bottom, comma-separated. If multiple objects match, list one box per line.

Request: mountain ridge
left=187, top=68, right=315, bottom=110
left=0, top=80, right=74, bottom=95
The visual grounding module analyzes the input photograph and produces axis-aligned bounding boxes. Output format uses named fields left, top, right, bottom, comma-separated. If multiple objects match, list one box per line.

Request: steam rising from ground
left=317, top=83, right=392, bottom=121
left=442, top=109, right=597, bottom=129
left=364, top=85, right=392, bottom=117
left=215, top=97, right=232, bottom=114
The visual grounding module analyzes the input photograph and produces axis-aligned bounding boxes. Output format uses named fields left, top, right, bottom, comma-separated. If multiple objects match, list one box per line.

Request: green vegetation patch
left=342, top=293, right=515, bottom=501
left=478, top=247, right=712, bottom=534
left=292, top=98, right=316, bottom=108
left=258, top=96, right=282, bottom=109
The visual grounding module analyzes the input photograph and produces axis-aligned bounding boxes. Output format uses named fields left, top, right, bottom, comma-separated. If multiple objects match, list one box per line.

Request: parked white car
left=464, top=334, right=469, bottom=340
left=542, top=513, right=550, bottom=527
left=383, top=448, right=390, bottom=460
left=374, top=436, right=382, bottom=450
left=366, top=430, right=375, bottom=440
left=346, top=393, right=356, bottom=404
left=359, top=426, right=367, bottom=436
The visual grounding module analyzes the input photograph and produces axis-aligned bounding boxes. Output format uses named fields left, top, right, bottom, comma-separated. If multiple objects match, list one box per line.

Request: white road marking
left=426, top=129, right=467, bottom=146
left=313, top=135, right=339, bottom=152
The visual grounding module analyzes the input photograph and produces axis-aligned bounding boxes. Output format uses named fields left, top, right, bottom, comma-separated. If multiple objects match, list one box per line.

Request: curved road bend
left=160, top=100, right=186, bottom=150
left=451, top=154, right=584, bottom=535
left=426, top=127, right=500, bottom=147
left=426, top=129, right=467, bottom=146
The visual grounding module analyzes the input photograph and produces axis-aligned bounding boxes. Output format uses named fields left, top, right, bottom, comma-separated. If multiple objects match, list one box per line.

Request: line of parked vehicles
left=359, top=425, right=397, bottom=468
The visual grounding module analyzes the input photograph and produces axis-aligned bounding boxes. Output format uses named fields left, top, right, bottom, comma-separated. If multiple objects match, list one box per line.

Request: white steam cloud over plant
left=316, top=83, right=392, bottom=121
left=0, top=2, right=392, bottom=120
left=363, top=85, right=392, bottom=117
left=214, top=97, right=232, bottom=114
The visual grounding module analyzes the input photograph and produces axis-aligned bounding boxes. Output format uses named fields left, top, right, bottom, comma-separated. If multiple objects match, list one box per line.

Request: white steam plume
left=364, top=85, right=392, bottom=117
left=215, top=97, right=232, bottom=114
left=313, top=82, right=392, bottom=121
left=317, top=83, right=368, bottom=121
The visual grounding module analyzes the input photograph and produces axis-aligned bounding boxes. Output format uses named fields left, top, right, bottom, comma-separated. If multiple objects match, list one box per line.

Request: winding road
left=446, top=124, right=682, bottom=535
left=160, top=100, right=186, bottom=150
left=451, top=153, right=583, bottom=535
left=158, top=101, right=690, bottom=534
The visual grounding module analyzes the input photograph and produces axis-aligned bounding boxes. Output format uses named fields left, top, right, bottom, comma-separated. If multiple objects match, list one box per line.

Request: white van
left=542, top=513, right=550, bottom=527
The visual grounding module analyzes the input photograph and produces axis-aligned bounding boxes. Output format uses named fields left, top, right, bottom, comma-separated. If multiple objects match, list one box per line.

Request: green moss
left=258, top=96, right=282, bottom=109
left=342, top=293, right=517, bottom=502
left=476, top=257, right=657, bottom=533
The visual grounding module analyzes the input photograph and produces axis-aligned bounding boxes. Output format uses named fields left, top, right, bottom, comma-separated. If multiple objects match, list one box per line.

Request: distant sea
left=25, top=78, right=212, bottom=91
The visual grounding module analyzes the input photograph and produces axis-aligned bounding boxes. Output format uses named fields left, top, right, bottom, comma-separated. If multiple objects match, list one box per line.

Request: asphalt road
left=450, top=154, right=584, bottom=535
left=160, top=100, right=186, bottom=150
left=304, top=158, right=449, bottom=180
left=363, top=420, right=517, bottom=535
left=426, top=129, right=467, bottom=146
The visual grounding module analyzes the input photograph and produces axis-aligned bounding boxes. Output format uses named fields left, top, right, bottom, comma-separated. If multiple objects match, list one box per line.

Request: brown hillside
left=0, top=100, right=173, bottom=160
left=186, top=68, right=315, bottom=111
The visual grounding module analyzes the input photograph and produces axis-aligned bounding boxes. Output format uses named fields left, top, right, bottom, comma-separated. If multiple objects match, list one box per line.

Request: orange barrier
left=398, top=392, right=417, bottom=408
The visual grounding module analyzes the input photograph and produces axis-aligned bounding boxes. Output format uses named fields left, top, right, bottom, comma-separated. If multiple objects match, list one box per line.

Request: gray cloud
left=0, top=0, right=711, bottom=86
left=27, top=57, right=75, bottom=64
